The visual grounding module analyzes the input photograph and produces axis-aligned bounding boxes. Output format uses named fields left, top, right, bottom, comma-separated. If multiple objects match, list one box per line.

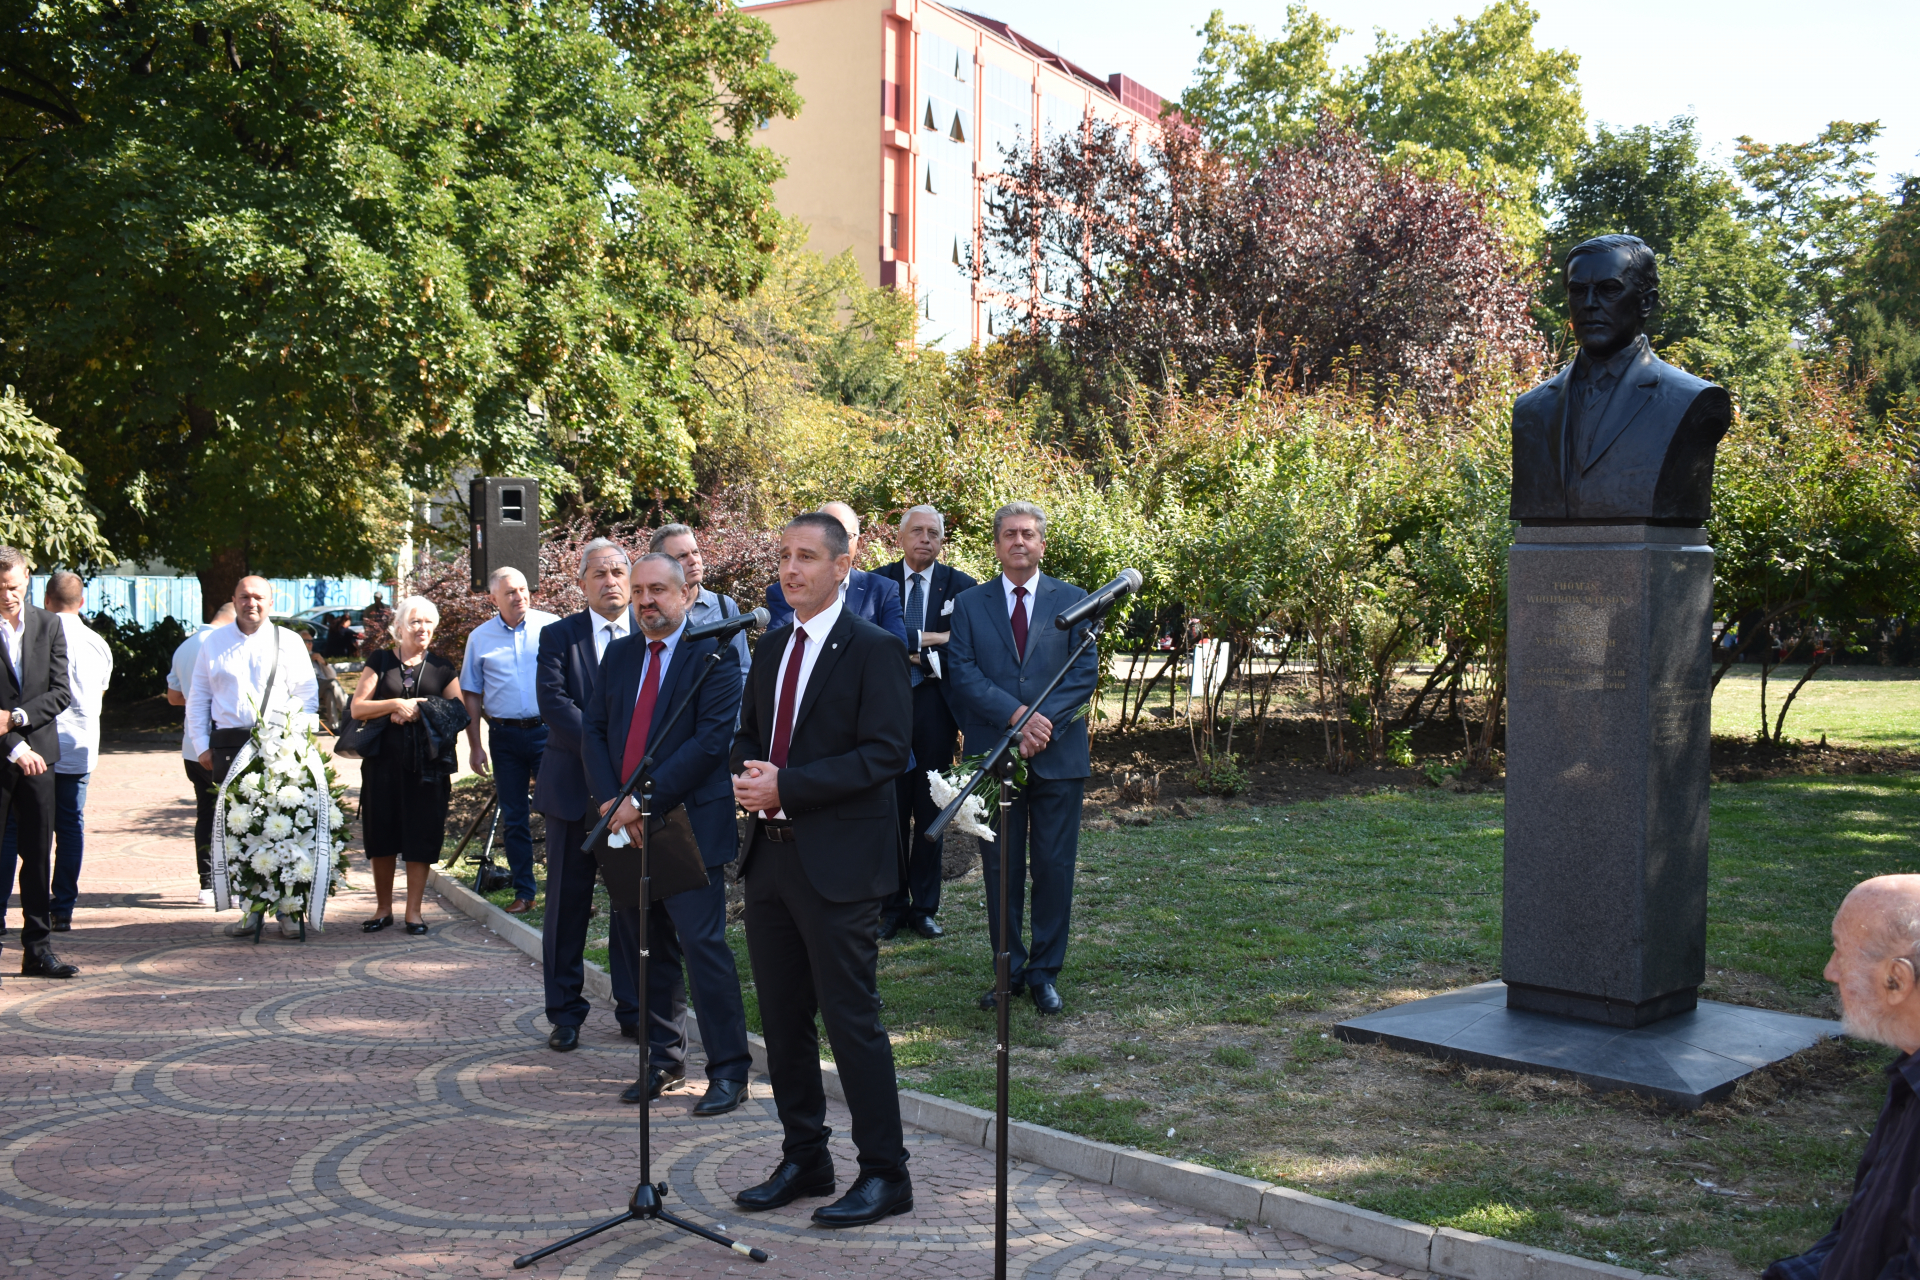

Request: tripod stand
left=925, top=602, right=1116, bottom=1280
left=513, top=648, right=768, bottom=1270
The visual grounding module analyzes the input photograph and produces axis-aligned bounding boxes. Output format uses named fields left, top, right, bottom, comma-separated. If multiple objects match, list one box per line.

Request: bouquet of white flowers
left=927, top=702, right=1090, bottom=843
left=212, top=708, right=352, bottom=931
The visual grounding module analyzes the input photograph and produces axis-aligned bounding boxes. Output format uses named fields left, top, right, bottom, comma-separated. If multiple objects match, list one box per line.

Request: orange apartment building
left=742, top=0, right=1166, bottom=349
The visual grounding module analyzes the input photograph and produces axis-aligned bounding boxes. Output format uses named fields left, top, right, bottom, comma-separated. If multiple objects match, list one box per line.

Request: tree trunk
left=198, top=545, right=250, bottom=621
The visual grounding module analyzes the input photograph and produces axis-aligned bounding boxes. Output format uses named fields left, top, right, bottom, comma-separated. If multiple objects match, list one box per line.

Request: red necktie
left=1011, top=586, right=1029, bottom=661
left=769, top=626, right=808, bottom=768
left=619, top=640, right=667, bottom=782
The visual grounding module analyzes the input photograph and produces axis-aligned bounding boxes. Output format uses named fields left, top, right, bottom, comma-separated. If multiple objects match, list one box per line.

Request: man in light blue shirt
left=649, top=524, right=750, bottom=679
left=460, top=566, right=559, bottom=913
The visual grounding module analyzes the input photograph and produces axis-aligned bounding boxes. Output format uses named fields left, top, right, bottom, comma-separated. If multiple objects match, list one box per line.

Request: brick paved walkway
left=0, top=744, right=1435, bottom=1279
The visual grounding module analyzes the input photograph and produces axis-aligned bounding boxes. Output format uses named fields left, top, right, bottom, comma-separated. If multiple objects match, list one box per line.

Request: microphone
left=684, top=607, right=770, bottom=644
left=1053, top=568, right=1143, bottom=630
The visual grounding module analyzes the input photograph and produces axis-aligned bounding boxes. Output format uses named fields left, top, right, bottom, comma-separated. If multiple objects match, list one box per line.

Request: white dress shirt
left=590, top=609, right=632, bottom=664
left=2, top=612, right=28, bottom=764
left=53, top=613, right=113, bottom=776
left=460, top=609, right=559, bottom=720
left=764, top=594, right=844, bottom=818
left=168, top=624, right=217, bottom=761
left=186, top=622, right=321, bottom=758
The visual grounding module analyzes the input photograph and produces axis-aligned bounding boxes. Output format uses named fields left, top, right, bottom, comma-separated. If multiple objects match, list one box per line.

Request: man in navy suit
left=765, top=502, right=906, bottom=647
left=873, top=505, right=977, bottom=940
left=944, top=502, right=1098, bottom=1016
left=535, top=539, right=642, bottom=1050
left=586, top=552, right=752, bottom=1117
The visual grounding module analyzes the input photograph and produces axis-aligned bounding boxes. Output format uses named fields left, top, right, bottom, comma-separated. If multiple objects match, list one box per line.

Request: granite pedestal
left=1503, top=523, right=1714, bottom=1027
left=1333, top=981, right=1838, bottom=1109
left=1340, top=525, right=1840, bottom=1105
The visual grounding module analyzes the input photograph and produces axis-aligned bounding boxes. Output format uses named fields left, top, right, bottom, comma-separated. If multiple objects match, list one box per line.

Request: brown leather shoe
left=503, top=898, right=535, bottom=915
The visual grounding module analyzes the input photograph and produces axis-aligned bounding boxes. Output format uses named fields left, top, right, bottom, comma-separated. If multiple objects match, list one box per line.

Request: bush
left=91, top=613, right=191, bottom=703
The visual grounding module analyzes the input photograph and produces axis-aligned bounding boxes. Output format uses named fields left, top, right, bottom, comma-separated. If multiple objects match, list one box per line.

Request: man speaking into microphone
left=944, top=502, right=1101, bottom=1017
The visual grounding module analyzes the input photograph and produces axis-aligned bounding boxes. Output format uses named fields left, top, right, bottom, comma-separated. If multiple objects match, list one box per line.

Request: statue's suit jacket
left=1510, top=341, right=1732, bottom=525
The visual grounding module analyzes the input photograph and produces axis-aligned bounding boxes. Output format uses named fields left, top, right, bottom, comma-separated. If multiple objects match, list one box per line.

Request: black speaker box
left=469, top=477, right=540, bottom=592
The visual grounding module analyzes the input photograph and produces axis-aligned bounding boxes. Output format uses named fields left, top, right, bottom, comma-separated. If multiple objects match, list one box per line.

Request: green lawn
left=708, top=774, right=1920, bottom=1278
left=1712, top=665, right=1920, bottom=751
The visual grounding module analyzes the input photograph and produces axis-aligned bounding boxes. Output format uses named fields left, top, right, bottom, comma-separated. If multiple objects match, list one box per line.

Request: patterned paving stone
left=0, top=744, right=1434, bottom=1280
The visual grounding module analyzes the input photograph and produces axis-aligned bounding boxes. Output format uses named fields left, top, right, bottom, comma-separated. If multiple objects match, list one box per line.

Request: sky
left=963, top=0, right=1918, bottom=193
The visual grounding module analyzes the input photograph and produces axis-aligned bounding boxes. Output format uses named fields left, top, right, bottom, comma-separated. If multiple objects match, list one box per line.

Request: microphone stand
left=514, top=647, right=769, bottom=1270
left=925, top=601, right=1115, bottom=1280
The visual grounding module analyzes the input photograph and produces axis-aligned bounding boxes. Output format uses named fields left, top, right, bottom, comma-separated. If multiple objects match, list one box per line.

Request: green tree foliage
left=1836, top=175, right=1920, bottom=419
left=0, top=388, right=112, bottom=568
left=0, top=0, right=797, bottom=603
left=1176, top=1, right=1584, bottom=244
left=1733, top=121, right=1888, bottom=338
left=1548, top=117, right=1794, bottom=406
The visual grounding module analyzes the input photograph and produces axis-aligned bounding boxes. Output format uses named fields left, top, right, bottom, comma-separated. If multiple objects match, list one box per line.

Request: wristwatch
left=8, top=709, right=24, bottom=729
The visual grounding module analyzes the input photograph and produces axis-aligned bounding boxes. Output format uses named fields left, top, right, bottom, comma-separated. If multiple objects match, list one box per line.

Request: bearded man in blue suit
left=764, top=502, right=906, bottom=647
left=585, top=552, right=751, bottom=1116
left=943, top=502, right=1099, bottom=1017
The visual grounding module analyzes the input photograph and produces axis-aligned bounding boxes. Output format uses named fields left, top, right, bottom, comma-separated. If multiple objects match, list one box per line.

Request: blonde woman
left=350, top=596, right=465, bottom=935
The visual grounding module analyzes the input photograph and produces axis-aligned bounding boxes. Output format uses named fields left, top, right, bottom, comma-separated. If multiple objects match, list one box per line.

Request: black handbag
left=333, top=713, right=387, bottom=760
left=591, top=805, right=711, bottom=907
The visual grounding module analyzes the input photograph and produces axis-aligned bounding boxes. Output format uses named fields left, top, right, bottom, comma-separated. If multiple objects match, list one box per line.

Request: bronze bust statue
left=1510, top=235, right=1732, bottom=525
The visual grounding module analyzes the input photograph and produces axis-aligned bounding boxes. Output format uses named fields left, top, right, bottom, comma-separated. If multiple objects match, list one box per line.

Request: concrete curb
left=428, top=868, right=1649, bottom=1280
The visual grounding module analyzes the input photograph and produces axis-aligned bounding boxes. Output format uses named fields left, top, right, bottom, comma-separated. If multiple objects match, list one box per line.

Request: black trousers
left=884, top=681, right=960, bottom=925
left=185, top=759, right=216, bottom=889
left=646, top=868, right=752, bottom=1083
left=743, top=830, right=906, bottom=1179
left=541, top=815, right=639, bottom=1031
left=0, top=767, right=55, bottom=959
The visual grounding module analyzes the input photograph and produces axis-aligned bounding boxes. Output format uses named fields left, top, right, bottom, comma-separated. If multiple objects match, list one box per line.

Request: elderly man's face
left=897, top=512, right=945, bottom=571
left=490, top=571, right=530, bottom=626
left=1826, top=884, right=1920, bottom=1053
left=579, top=548, right=631, bottom=620
left=1566, top=247, right=1655, bottom=362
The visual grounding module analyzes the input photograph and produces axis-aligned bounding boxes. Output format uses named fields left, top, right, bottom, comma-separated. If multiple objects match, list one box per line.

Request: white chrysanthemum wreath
left=212, top=708, right=351, bottom=929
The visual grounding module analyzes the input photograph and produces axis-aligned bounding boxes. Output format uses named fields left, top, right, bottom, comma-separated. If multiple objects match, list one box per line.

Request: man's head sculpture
left=1508, top=235, right=1731, bottom=525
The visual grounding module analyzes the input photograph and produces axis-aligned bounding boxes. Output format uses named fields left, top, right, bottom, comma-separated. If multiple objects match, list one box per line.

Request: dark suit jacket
left=584, top=627, right=744, bottom=869
left=872, top=559, right=980, bottom=663
left=1510, top=340, right=1732, bottom=524
left=1, top=606, right=71, bottom=767
left=533, top=606, right=638, bottom=822
left=731, top=609, right=911, bottom=902
left=944, top=574, right=1099, bottom=781
left=766, top=570, right=907, bottom=647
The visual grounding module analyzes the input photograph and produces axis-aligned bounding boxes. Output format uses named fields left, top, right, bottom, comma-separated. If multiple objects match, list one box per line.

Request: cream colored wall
left=750, top=0, right=885, bottom=282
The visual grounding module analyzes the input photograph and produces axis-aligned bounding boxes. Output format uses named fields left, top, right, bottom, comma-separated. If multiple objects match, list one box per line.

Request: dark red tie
left=769, top=626, right=808, bottom=768
left=619, top=640, right=667, bottom=782
left=1011, top=586, right=1029, bottom=661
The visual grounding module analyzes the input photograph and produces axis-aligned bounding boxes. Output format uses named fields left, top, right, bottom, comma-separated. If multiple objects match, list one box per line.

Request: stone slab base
left=1333, top=980, right=1839, bottom=1109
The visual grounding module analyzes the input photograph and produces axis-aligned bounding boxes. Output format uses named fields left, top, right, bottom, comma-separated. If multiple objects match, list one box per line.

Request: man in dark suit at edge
left=535, top=538, right=642, bottom=1051
left=764, top=501, right=907, bottom=648
left=873, top=504, right=977, bottom=941
left=585, top=553, right=752, bottom=1117
left=944, top=502, right=1099, bottom=1017
left=0, top=546, right=77, bottom=980
left=730, top=512, right=914, bottom=1227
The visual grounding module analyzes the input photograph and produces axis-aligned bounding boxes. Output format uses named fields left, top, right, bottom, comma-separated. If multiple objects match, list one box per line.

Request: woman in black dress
left=350, top=596, right=463, bottom=935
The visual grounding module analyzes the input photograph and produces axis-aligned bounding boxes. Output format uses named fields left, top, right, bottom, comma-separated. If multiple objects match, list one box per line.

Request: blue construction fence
left=27, top=576, right=388, bottom=629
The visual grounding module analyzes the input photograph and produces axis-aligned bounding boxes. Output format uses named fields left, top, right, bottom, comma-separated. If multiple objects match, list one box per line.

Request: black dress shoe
left=811, top=1172, right=913, bottom=1227
left=548, top=1025, right=580, bottom=1052
left=21, top=953, right=78, bottom=979
left=618, top=1023, right=639, bottom=1040
left=620, top=1066, right=685, bottom=1104
left=691, top=1077, right=747, bottom=1118
left=876, top=916, right=901, bottom=941
left=734, top=1157, right=835, bottom=1211
left=1030, top=981, right=1064, bottom=1016
left=50, top=916, right=71, bottom=933
left=361, top=915, right=394, bottom=933
left=978, top=984, right=1024, bottom=1011
left=911, top=916, right=944, bottom=940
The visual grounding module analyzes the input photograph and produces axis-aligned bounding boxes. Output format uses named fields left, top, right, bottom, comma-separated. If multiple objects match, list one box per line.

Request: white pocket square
left=940, top=597, right=956, bottom=617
